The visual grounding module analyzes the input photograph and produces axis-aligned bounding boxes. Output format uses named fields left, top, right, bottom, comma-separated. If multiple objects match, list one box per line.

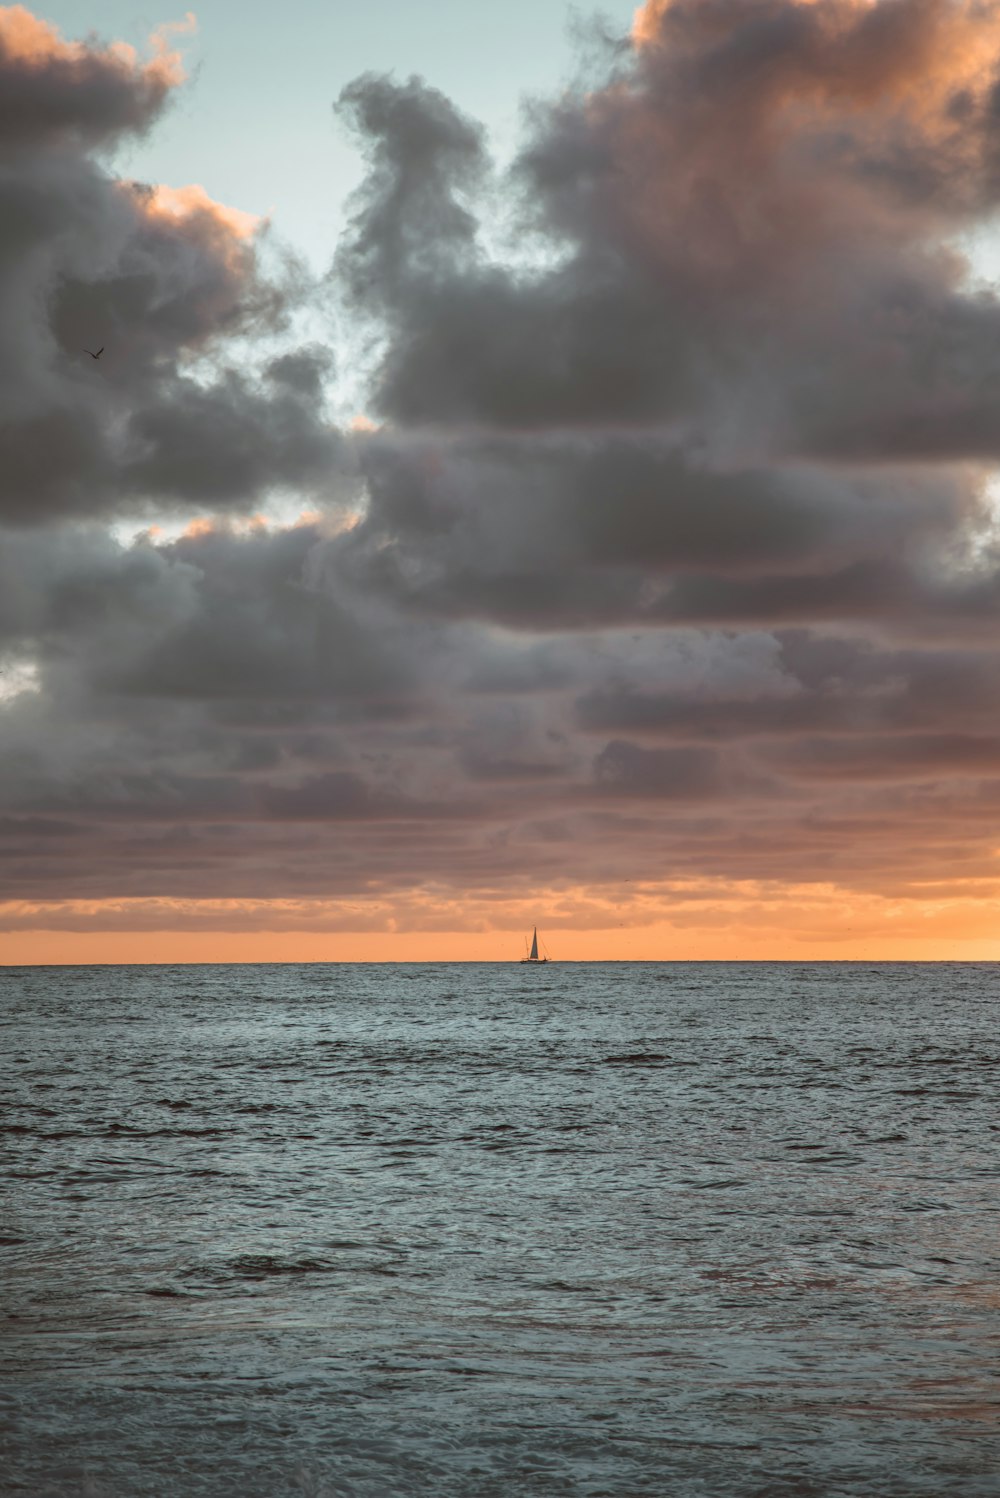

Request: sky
left=8, top=0, right=1000, bottom=962
left=34, top=0, right=640, bottom=273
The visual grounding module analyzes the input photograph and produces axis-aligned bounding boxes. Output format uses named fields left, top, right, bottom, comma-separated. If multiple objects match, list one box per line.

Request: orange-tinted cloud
left=0, top=3, right=188, bottom=82
left=0, top=4, right=193, bottom=142
left=134, top=182, right=259, bottom=243
left=0, top=7, right=339, bottom=528
left=621, top=0, right=1000, bottom=314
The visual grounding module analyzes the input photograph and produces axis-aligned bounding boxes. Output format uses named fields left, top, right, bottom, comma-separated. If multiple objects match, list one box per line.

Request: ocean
left=1, top=961, right=998, bottom=1496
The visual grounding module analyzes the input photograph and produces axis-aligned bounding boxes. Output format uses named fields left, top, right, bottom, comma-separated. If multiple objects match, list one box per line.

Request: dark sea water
left=2, top=962, right=999, bottom=1497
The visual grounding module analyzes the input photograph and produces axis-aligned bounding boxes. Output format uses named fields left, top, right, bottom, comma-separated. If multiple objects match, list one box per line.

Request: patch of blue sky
left=37, top=0, right=638, bottom=272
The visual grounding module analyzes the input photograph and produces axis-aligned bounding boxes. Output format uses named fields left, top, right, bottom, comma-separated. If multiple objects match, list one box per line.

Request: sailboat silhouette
left=520, top=926, right=548, bottom=963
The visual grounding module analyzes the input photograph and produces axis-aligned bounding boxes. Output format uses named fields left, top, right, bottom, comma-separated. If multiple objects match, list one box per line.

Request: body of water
left=2, top=962, right=999, bottom=1495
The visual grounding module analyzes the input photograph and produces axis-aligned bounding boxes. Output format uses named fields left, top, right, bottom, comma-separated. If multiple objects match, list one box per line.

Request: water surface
left=2, top=962, right=998, bottom=1495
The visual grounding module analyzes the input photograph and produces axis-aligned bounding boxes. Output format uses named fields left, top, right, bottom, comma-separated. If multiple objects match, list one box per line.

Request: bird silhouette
left=84, top=347, right=104, bottom=360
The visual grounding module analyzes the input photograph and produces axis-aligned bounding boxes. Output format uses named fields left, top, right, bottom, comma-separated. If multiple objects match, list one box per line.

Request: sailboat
left=520, top=926, right=548, bottom=963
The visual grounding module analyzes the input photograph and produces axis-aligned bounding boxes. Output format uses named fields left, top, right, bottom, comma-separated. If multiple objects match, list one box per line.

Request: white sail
left=520, top=925, right=547, bottom=962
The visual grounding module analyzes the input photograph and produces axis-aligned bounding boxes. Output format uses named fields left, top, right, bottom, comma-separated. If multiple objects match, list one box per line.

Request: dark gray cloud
left=11, top=2, right=1000, bottom=930
left=8, top=505, right=1000, bottom=906
left=336, top=0, right=1000, bottom=463
left=594, top=741, right=731, bottom=800
left=0, top=7, right=182, bottom=147
left=329, top=433, right=984, bottom=630
left=336, top=72, right=486, bottom=308
left=0, top=10, right=342, bottom=527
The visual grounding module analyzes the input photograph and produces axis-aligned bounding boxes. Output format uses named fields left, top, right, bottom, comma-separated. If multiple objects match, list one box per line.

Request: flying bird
left=84, top=347, right=104, bottom=360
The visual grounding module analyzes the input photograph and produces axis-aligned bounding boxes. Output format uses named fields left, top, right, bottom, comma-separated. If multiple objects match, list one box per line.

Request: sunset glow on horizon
left=6, top=879, right=1000, bottom=963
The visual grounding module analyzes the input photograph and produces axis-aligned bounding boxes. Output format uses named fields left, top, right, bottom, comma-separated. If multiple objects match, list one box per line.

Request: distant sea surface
left=2, top=962, right=999, bottom=1496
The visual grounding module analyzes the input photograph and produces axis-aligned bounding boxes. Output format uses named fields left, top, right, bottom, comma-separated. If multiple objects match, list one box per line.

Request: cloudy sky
left=6, top=0, right=1000, bottom=962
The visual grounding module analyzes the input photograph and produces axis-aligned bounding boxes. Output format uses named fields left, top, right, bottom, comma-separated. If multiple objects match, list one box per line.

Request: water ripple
left=2, top=961, right=999, bottom=1495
